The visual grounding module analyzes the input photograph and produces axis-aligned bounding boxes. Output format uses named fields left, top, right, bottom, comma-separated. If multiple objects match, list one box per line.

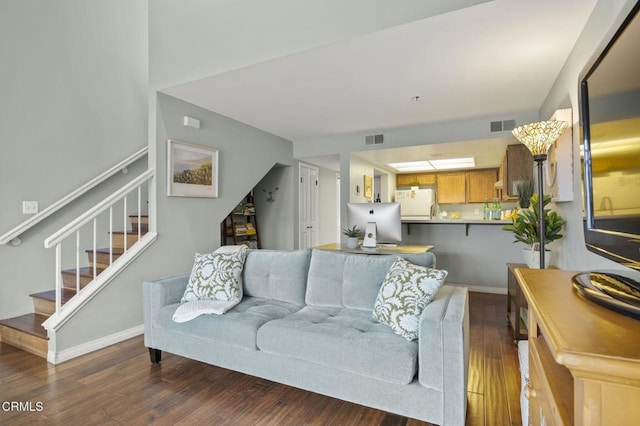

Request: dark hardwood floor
left=0, top=292, right=522, bottom=425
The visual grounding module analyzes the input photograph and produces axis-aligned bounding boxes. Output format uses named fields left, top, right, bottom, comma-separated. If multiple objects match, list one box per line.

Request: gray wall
left=254, top=165, right=295, bottom=250
left=0, top=0, right=148, bottom=318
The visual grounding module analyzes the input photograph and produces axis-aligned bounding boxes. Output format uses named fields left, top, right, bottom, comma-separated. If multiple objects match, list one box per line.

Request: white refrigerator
left=395, top=188, right=435, bottom=220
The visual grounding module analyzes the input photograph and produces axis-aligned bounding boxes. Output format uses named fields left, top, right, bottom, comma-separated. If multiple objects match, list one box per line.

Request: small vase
left=346, top=237, right=358, bottom=249
left=522, top=248, right=552, bottom=269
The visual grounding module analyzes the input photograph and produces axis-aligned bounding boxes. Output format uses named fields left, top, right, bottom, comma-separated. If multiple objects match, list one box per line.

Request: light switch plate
left=22, top=201, right=39, bottom=214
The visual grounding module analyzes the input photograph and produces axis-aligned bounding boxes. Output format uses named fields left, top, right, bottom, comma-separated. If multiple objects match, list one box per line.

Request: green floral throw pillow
left=181, top=246, right=248, bottom=303
left=373, top=257, right=448, bottom=341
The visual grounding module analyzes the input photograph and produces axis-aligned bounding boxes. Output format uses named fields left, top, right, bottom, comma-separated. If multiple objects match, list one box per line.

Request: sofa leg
left=149, top=348, right=162, bottom=364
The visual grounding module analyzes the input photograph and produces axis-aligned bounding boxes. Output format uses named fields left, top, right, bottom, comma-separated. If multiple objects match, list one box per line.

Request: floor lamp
left=512, top=120, right=569, bottom=269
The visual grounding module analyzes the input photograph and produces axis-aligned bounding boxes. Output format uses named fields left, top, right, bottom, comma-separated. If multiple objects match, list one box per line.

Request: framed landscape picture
left=167, top=139, right=218, bottom=198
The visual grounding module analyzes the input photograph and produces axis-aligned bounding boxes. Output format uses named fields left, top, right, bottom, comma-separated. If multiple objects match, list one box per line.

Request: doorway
left=299, top=162, right=319, bottom=249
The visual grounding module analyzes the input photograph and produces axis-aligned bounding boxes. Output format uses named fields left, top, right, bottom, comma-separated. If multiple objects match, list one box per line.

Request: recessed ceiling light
left=388, top=157, right=475, bottom=172
left=430, top=157, right=476, bottom=170
left=388, top=161, right=434, bottom=172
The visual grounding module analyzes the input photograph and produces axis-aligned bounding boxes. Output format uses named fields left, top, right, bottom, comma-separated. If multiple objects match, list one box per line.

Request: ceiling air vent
left=490, top=119, right=516, bottom=133
left=365, top=134, right=384, bottom=145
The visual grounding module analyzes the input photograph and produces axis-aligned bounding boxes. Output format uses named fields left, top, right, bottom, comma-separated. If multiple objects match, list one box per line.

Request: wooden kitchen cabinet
left=436, top=172, right=466, bottom=204
left=466, top=169, right=498, bottom=203
left=416, top=173, right=436, bottom=186
left=396, top=174, right=418, bottom=187
left=435, top=169, right=498, bottom=204
left=500, top=144, right=533, bottom=200
left=396, top=173, right=436, bottom=187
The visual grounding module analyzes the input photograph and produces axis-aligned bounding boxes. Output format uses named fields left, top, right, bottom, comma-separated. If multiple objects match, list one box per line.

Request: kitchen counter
left=402, top=218, right=511, bottom=236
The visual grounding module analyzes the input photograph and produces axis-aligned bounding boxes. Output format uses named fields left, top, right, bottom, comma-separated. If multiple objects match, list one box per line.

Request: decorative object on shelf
left=167, top=139, right=218, bottom=198
left=342, top=225, right=362, bottom=249
left=511, top=120, right=568, bottom=268
left=502, top=193, right=566, bottom=269
left=262, top=187, right=278, bottom=203
left=572, top=271, right=640, bottom=319
left=515, top=180, right=534, bottom=209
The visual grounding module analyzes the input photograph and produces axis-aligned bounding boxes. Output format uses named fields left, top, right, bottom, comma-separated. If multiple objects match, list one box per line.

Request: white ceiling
left=164, top=0, right=598, bottom=171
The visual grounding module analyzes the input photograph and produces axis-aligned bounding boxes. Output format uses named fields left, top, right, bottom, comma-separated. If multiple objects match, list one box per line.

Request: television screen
left=580, top=1, right=640, bottom=271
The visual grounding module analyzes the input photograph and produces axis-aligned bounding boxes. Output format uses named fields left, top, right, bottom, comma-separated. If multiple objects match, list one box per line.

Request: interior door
left=299, top=163, right=319, bottom=249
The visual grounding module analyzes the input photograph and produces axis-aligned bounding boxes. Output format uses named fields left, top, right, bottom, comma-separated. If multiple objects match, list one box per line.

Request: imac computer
left=346, top=202, right=402, bottom=248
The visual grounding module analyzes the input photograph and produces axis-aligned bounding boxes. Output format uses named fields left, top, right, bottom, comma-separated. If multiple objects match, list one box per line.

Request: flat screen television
left=579, top=1, right=640, bottom=272
left=575, top=1, right=640, bottom=317
left=347, top=202, right=402, bottom=248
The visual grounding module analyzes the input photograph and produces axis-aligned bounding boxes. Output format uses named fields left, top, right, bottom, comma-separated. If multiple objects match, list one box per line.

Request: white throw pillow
left=373, top=256, right=448, bottom=340
left=213, top=245, right=248, bottom=300
left=181, top=245, right=248, bottom=303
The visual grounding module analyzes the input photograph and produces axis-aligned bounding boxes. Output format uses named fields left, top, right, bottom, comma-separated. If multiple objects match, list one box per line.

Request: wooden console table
left=515, top=268, right=640, bottom=425
left=315, top=243, right=432, bottom=255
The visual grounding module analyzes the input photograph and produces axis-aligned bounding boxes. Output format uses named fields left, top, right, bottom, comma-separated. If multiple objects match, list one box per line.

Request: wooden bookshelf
left=221, top=193, right=260, bottom=249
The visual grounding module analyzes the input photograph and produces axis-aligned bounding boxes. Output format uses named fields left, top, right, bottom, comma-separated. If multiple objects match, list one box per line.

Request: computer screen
left=346, top=202, right=402, bottom=247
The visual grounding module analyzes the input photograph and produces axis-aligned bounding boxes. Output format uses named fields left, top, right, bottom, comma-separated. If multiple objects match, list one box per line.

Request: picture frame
left=167, top=139, right=218, bottom=198
left=364, top=175, right=373, bottom=199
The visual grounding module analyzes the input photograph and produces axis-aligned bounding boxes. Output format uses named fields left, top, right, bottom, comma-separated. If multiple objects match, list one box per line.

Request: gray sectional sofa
left=143, top=248, right=470, bottom=425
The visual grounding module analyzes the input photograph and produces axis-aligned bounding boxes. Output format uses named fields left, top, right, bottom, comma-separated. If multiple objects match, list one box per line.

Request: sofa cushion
left=373, top=257, right=448, bottom=340
left=181, top=246, right=248, bottom=303
left=156, top=296, right=301, bottom=350
left=243, top=249, right=311, bottom=306
left=305, top=249, right=435, bottom=310
left=256, top=306, right=418, bottom=385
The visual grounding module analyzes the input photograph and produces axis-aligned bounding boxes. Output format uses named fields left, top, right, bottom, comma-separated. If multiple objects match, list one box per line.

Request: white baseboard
left=47, top=325, right=144, bottom=364
left=447, top=283, right=507, bottom=295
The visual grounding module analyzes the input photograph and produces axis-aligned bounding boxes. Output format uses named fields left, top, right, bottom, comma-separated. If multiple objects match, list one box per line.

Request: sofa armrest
left=142, top=273, right=189, bottom=338
left=418, top=285, right=470, bottom=426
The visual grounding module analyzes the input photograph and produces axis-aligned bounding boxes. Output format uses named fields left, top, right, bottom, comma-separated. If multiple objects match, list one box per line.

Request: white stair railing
left=0, top=147, right=148, bottom=246
left=43, top=169, right=156, bottom=328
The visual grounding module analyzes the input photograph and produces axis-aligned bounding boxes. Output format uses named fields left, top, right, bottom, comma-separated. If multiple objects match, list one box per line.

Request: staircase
left=0, top=215, right=148, bottom=359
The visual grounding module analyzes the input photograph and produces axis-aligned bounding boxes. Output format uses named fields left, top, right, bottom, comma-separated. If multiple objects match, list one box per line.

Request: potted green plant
left=342, top=225, right=362, bottom=249
left=515, top=180, right=534, bottom=209
left=502, top=193, right=566, bottom=268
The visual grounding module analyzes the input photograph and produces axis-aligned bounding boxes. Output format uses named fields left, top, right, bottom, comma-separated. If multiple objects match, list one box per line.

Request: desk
left=315, top=243, right=432, bottom=255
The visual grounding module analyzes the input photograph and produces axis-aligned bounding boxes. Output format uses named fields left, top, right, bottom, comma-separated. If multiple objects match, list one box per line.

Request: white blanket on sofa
left=172, top=299, right=239, bottom=323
